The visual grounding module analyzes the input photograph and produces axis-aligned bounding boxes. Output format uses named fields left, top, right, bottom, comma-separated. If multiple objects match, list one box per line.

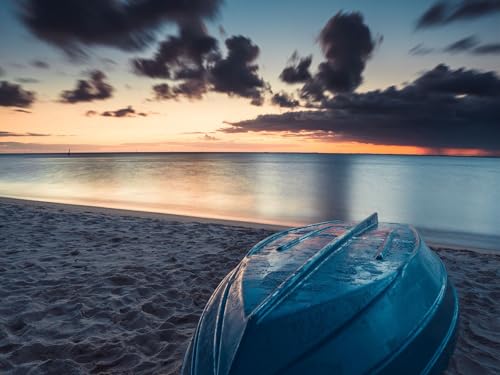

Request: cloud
left=172, top=78, right=207, bottom=99
left=60, top=70, right=113, bottom=103
left=152, top=83, right=175, bottom=100
left=13, top=109, right=32, bottom=114
left=279, top=52, right=312, bottom=83
left=416, top=2, right=448, bottom=28
left=139, top=32, right=267, bottom=104
left=151, top=80, right=207, bottom=100
left=19, top=0, right=223, bottom=58
left=203, top=133, right=218, bottom=141
left=0, top=81, right=36, bottom=107
left=292, top=12, right=378, bottom=102
left=101, top=58, right=117, bottom=66
left=417, top=0, right=500, bottom=28
left=85, top=110, right=98, bottom=117
left=102, top=105, right=145, bottom=118
left=132, top=22, right=218, bottom=79
left=221, top=64, right=500, bottom=151
left=315, top=12, right=376, bottom=93
left=444, top=35, right=479, bottom=52
left=101, top=108, right=134, bottom=117
left=271, top=92, right=300, bottom=108
left=473, top=43, right=500, bottom=54
left=15, top=77, right=40, bottom=84
left=409, top=43, right=435, bottom=55
left=0, top=131, right=49, bottom=137
left=31, top=60, right=50, bottom=69
left=100, top=58, right=118, bottom=72
left=0, top=66, right=4, bottom=76
left=87, top=106, right=147, bottom=118
left=210, top=35, right=267, bottom=105
left=412, top=63, right=500, bottom=96
left=411, top=37, right=500, bottom=56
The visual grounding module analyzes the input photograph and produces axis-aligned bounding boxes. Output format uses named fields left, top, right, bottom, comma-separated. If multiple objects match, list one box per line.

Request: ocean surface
left=1, top=153, right=499, bottom=238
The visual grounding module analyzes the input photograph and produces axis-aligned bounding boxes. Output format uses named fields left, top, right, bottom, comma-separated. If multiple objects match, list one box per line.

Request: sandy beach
left=0, top=198, right=499, bottom=374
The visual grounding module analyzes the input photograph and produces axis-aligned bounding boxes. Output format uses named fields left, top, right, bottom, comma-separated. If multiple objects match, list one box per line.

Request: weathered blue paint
left=182, top=213, right=459, bottom=375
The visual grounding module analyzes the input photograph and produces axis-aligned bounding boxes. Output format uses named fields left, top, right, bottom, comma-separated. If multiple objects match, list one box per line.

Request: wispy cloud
left=444, top=35, right=479, bottom=53
left=31, top=60, right=50, bottom=69
left=0, top=131, right=51, bottom=137
left=417, top=0, right=500, bottom=28
left=15, top=77, right=40, bottom=84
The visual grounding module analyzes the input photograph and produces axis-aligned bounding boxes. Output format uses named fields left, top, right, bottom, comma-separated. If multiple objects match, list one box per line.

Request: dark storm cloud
left=31, top=60, right=50, bottom=69
left=210, top=35, right=266, bottom=105
left=221, top=64, right=500, bottom=151
left=417, top=0, right=500, bottom=28
left=60, top=70, right=113, bottom=103
left=444, top=35, right=479, bottom=52
left=413, top=64, right=500, bottom=96
left=294, top=12, right=377, bottom=102
left=271, top=92, right=300, bottom=108
left=473, top=43, right=500, bottom=54
left=19, top=0, right=223, bottom=57
left=279, top=53, right=312, bottom=84
left=0, top=81, right=36, bottom=107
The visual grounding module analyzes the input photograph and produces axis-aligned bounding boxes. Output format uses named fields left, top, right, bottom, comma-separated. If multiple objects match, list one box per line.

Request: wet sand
left=0, top=198, right=499, bottom=374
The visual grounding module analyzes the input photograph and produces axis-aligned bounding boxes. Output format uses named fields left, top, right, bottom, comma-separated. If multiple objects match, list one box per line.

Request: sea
left=1, top=152, right=499, bottom=241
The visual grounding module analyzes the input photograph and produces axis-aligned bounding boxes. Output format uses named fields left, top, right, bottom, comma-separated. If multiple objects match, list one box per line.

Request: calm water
left=0, top=153, right=499, bottom=237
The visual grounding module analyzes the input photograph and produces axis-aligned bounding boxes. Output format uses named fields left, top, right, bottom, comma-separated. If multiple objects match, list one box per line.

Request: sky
left=0, top=0, right=499, bottom=155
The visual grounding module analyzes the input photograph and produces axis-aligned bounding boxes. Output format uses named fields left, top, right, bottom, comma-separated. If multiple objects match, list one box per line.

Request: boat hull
left=182, top=214, right=459, bottom=375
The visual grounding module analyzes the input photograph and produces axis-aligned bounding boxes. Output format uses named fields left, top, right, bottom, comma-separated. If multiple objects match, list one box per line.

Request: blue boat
left=182, top=213, right=459, bottom=375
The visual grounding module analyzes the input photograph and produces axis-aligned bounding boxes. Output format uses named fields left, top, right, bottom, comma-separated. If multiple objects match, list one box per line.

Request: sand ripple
left=0, top=201, right=271, bottom=374
left=437, top=248, right=500, bottom=375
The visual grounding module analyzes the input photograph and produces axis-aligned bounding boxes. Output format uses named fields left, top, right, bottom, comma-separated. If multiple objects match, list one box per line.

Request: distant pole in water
left=67, top=148, right=71, bottom=156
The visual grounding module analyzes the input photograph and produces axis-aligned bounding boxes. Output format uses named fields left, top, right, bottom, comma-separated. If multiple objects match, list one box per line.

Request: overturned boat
left=182, top=213, right=458, bottom=375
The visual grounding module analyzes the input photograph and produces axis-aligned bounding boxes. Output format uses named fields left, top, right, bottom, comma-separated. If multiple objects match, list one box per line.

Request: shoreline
left=0, top=196, right=288, bottom=232
left=1, top=196, right=498, bottom=253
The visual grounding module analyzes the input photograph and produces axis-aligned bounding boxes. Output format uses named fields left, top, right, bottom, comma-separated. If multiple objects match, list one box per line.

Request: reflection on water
left=0, top=153, right=499, bottom=236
